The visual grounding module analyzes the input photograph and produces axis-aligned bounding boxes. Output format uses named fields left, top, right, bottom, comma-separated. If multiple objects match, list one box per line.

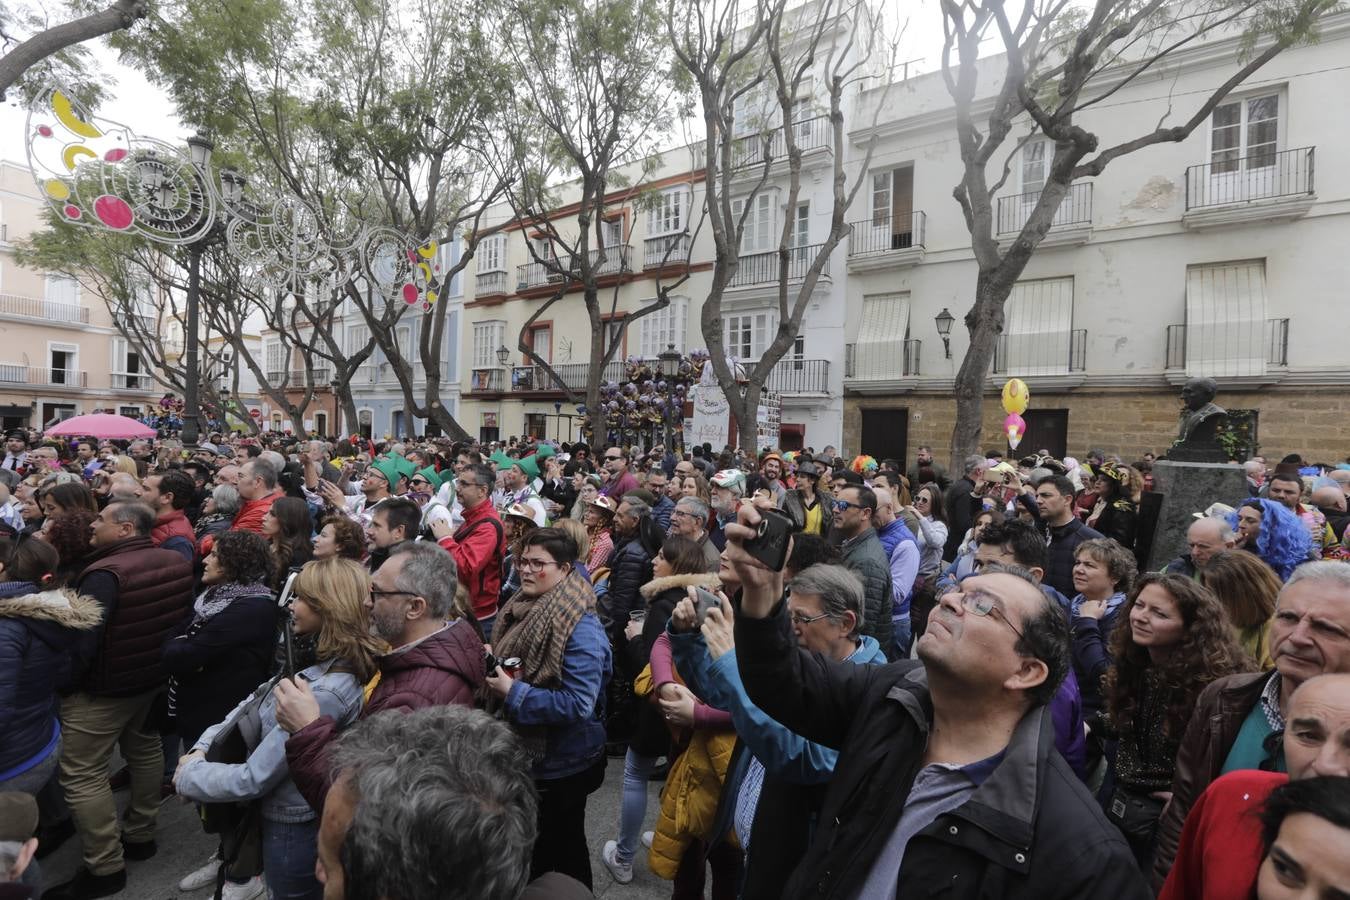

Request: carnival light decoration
left=25, top=86, right=440, bottom=310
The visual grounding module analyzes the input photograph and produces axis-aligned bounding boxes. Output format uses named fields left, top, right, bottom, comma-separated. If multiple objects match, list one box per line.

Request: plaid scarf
left=489, top=569, right=595, bottom=759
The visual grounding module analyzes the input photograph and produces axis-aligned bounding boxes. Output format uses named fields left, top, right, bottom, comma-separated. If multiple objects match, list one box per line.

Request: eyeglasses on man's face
left=831, top=499, right=862, bottom=513
left=950, top=587, right=1024, bottom=639
left=789, top=609, right=832, bottom=627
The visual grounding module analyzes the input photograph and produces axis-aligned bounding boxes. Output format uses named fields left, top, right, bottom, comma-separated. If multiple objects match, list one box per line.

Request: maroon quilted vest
left=79, top=536, right=195, bottom=696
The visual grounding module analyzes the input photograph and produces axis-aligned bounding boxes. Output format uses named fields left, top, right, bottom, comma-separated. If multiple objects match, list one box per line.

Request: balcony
left=644, top=233, right=690, bottom=269
left=1182, top=147, right=1315, bottom=230
left=1164, top=319, right=1289, bottom=374
left=992, top=329, right=1087, bottom=376
left=728, top=243, right=830, bottom=289
left=847, top=212, right=927, bottom=271
left=476, top=270, right=509, bottom=296
left=0, top=293, right=89, bottom=325
left=110, top=373, right=154, bottom=391
left=845, top=340, right=921, bottom=384
left=996, top=182, right=1093, bottom=248
left=510, top=361, right=627, bottom=393
left=730, top=115, right=832, bottom=171
left=764, top=358, right=829, bottom=394
left=517, top=246, right=632, bottom=290
left=469, top=368, right=506, bottom=393
left=0, top=365, right=89, bottom=388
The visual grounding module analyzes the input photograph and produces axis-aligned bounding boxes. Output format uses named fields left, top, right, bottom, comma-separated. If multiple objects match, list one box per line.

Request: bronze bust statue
left=1169, top=377, right=1228, bottom=461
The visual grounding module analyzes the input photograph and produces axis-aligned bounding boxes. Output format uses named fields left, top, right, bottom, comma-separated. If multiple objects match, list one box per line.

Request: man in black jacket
left=1035, top=475, right=1101, bottom=598
left=944, top=454, right=987, bottom=562
left=724, top=501, right=1146, bottom=900
left=600, top=495, right=654, bottom=647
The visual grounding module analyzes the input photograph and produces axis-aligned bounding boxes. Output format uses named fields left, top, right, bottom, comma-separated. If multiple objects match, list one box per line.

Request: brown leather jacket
left=1151, top=670, right=1272, bottom=891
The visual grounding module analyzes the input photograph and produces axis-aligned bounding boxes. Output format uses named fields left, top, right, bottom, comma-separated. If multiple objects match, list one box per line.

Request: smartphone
left=743, top=508, right=793, bottom=572
left=692, top=587, right=721, bottom=626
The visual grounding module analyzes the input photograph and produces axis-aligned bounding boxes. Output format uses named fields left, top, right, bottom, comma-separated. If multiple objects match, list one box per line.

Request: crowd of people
left=0, top=424, right=1348, bottom=900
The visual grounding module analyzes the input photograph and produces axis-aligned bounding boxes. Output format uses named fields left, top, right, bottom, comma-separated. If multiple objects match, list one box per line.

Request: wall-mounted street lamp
left=935, top=307, right=955, bottom=359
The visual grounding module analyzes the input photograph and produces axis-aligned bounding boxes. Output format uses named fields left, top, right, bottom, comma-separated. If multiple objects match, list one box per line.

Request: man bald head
left=873, top=487, right=896, bottom=526
left=1187, top=517, right=1236, bottom=568
left=1312, top=485, right=1347, bottom=514
left=1285, top=673, right=1350, bottom=780
left=1330, top=469, right=1350, bottom=497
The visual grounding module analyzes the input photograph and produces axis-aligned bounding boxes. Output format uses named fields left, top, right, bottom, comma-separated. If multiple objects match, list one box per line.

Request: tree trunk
left=425, top=404, right=471, bottom=441
left=949, top=269, right=1016, bottom=468
left=0, top=0, right=147, bottom=100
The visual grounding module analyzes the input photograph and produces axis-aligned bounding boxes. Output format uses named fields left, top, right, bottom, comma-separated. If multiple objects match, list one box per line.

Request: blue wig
left=1227, top=498, right=1312, bottom=581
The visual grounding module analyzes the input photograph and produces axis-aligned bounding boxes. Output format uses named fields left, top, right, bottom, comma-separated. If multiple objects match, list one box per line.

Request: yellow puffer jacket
left=648, top=728, right=739, bottom=879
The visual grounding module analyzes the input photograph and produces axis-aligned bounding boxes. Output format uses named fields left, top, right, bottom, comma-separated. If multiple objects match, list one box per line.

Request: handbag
left=1105, top=786, right=1165, bottom=846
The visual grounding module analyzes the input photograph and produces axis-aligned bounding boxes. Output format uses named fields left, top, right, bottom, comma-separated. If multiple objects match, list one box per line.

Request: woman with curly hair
left=1070, top=537, right=1139, bottom=721
left=1229, top=498, right=1312, bottom=580
left=36, top=508, right=98, bottom=585
left=263, top=496, right=315, bottom=589
left=311, top=514, right=367, bottom=562
left=1198, top=549, right=1280, bottom=668
left=1101, top=573, right=1250, bottom=865
left=38, top=481, right=98, bottom=517
left=1085, top=465, right=1139, bottom=552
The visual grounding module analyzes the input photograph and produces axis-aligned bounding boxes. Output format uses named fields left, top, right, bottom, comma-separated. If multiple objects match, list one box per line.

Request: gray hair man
left=945, top=453, right=990, bottom=561
left=1154, top=561, right=1350, bottom=888
left=671, top=496, right=719, bottom=571
left=316, top=706, right=583, bottom=900
left=1164, top=517, right=1237, bottom=579
left=274, top=542, right=486, bottom=815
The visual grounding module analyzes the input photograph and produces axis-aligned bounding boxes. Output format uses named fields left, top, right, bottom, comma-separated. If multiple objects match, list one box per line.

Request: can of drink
left=500, top=657, right=522, bottom=678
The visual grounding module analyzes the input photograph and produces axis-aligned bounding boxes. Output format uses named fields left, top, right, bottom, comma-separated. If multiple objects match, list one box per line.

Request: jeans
left=262, top=818, right=322, bottom=900
left=615, top=749, right=659, bottom=864
left=59, top=690, right=163, bottom=875
left=479, top=614, right=496, bottom=644
left=892, top=614, right=913, bottom=660
left=532, top=757, right=606, bottom=890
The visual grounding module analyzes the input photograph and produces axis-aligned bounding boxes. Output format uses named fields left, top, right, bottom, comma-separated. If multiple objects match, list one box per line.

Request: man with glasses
left=599, top=447, right=638, bottom=499
left=833, top=484, right=895, bottom=657
left=644, top=470, right=675, bottom=532
left=670, top=496, right=719, bottom=571
left=275, top=541, right=485, bottom=814
left=433, top=463, right=506, bottom=640
left=723, top=500, right=1147, bottom=900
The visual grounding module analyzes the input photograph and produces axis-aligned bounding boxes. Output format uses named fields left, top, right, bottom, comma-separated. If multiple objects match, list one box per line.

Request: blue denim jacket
left=179, top=658, right=364, bottom=823
left=669, top=628, right=887, bottom=784
left=504, top=612, right=611, bottom=780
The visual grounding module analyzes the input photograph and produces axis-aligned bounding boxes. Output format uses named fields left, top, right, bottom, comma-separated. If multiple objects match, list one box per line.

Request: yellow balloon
left=1001, top=378, right=1030, bottom=415
left=52, top=90, right=102, bottom=140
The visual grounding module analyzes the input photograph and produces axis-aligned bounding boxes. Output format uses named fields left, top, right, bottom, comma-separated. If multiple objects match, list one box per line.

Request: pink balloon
left=1003, top=412, right=1026, bottom=431
left=93, top=194, right=133, bottom=230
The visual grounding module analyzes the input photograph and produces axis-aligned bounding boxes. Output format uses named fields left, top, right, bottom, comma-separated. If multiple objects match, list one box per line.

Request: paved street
left=39, top=754, right=670, bottom=899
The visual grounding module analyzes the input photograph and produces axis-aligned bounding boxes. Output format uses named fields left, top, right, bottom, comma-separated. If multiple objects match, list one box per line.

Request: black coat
left=1042, top=518, right=1103, bottom=600
left=161, top=591, right=278, bottom=746
left=944, top=477, right=982, bottom=562
left=601, top=533, right=652, bottom=646
left=734, top=603, right=1149, bottom=900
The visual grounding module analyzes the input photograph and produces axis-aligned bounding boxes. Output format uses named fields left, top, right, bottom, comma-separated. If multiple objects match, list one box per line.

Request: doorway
left=1020, top=409, right=1069, bottom=459
left=860, top=407, right=907, bottom=464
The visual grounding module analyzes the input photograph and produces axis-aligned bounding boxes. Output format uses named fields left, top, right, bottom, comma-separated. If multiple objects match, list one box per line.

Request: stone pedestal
left=1147, top=460, right=1249, bottom=571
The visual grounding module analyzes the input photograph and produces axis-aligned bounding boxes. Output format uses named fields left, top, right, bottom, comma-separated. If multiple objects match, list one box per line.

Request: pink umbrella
left=45, top=413, right=157, bottom=440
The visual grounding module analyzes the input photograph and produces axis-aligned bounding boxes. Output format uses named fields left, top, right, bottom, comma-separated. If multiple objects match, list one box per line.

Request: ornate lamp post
left=935, top=307, right=955, bottom=360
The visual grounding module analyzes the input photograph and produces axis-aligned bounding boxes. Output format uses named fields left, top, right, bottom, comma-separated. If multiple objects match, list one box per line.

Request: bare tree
left=493, top=0, right=692, bottom=441
left=0, top=0, right=147, bottom=102
left=668, top=0, right=895, bottom=452
left=941, top=0, right=1337, bottom=466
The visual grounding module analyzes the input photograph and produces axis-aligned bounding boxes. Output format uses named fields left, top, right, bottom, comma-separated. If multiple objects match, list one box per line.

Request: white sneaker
left=641, top=831, right=654, bottom=849
left=178, top=854, right=221, bottom=892
left=221, top=876, right=267, bottom=900
left=602, top=840, right=634, bottom=884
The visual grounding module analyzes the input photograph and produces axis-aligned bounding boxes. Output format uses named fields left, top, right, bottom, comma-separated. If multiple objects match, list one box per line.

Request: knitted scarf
left=489, top=569, right=596, bottom=760
left=170, top=581, right=273, bottom=719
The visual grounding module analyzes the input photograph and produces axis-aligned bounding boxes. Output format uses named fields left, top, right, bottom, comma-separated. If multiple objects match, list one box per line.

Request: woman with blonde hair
left=173, top=557, right=382, bottom=900
left=554, top=517, right=594, bottom=580
left=1198, top=549, right=1279, bottom=668
left=110, top=455, right=139, bottom=477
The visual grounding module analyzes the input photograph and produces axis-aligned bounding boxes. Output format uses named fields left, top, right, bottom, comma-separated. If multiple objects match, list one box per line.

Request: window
left=639, top=297, right=688, bottom=359
left=348, top=324, right=372, bottom=379
left=111, top=337, right=149, bottom=390
left=601, top=217, right=623, bottom=248
left=732, top=193, right=774, bottom=254
left=524, top=413, right=548, bottom=440
left=529, top=324, right=552, bottom=363
left=603, top=317, right=626, bottom=358
left=396, top=325, right=413, bottom=361
left=529, top=235, right=552, bottom=262
left=1021, top=141, right=1049, bottom=195
left=1002, top=276, right=1074, bottom=376
left=790, top=335, right=805, bottom=368
left=853, top=293, right=910, bottom=380
left=45, top=275, right=78, bottom=305
left=473, top=320, right=506, bottom=368
left=869, top=167, right=916, bottom=247
left=648, top=188, right=687, bottom=236
left=791, top=203, right=810, bottom=263
left=1185, top=260, right=1268, bottom=378
left=733, top=84, right=771, bottom=137
left=264, top=339, right=286, bottom=376
left=1210, top=94, right=1278, bottom=173
left=48, top=343, right=77, bottom=385
left=478, top=235, right=506, bottom=273
left=725, top=311, right=776, bottom=361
